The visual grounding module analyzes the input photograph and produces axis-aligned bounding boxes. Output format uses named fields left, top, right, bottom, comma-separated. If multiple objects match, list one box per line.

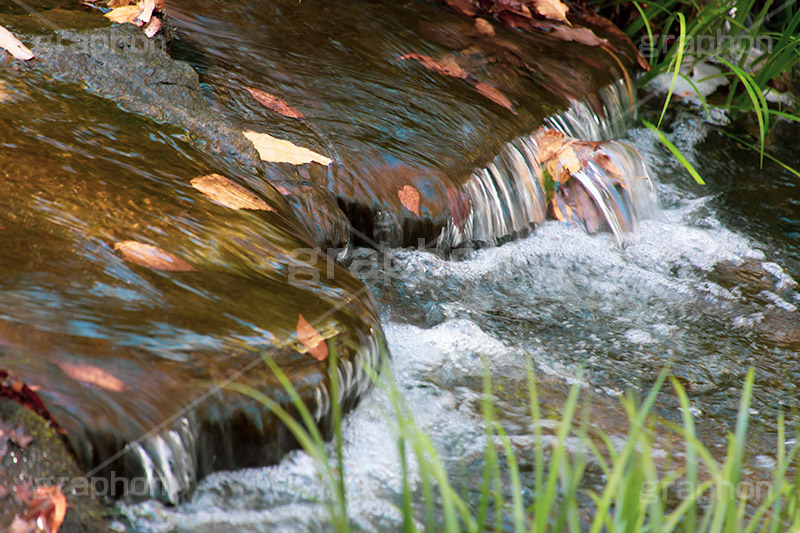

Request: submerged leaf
left=296, top=314, right=328, bottom=361
left=243, top=131, right=333, bottom=166
left=58, top=363, right=130, bottom=392
left=114, top=241, right=197, bottom=271
left=246, top=87, right=305, bottom=119
left=398, top=185, right=420, bottom=216
left=191, top=174, right=275, bottom=211
left=398, top=53, right=468, bottom=79
left=474, top=82, right=516, bottom=113
left=0, top=26, right=34, bottom=60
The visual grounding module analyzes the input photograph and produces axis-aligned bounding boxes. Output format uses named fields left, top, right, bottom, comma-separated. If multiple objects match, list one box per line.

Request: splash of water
left=440, top=78, right=657, bottom=250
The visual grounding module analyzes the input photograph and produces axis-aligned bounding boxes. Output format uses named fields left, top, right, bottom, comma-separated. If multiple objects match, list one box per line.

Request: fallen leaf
left=135, top=0, right=155, bottom=25
left=58, top=362, right=129, bottom=392
left=16, top=485, right=66, bottom=533
left=243, top=131, right=333, bottom=166
left=594, top=153, right=621, bottom=175
left=474, top=18, right=495, bottom=37
left=143, top=17, right=162, bottom=38
left=191, top=174, right=275, bottom=211
left=398, top=185, right=420, bottom=216
left=443, top=0, right=476, bottom=16
left=495, top=0, right=532, bottom=18
left=8, top=426, right=33, bottom=449
left=398, top=53, right=468, bottom=79
left=107, top=0, right=137, bottom=7
left=550, top=26, right=607, bottom=47
left=246, top=88, right=305, bottom=119
left=473, top=82, right=516, bottom=113
left=296, top=314, right=328, bottom=361
left=104, top=4, right=143, bottom=24
left=557, top=144, right=581, bottom=174
left=114, top=241, right=196, bottom=271
left=0, top=26, right=34, bottom=61
left=533, top=0, right=569, bottom=23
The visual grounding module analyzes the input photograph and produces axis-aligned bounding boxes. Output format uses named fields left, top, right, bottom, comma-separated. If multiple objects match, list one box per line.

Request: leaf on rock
left=8, top=426, right=33, bottom=449
left=246, top=88, right=305, bottom=119
left=143, top=15, right=162, bottom=38
left=104, top=4, right=143, bottom=24
left=16, top=485, right=66, bottom=533
left=533, top=0, right=569, bottom=23
left=398, top=185, right=420, bottom=216
left=191, top=174, right=275, bottom=211
left=398, top=53, right=468, bottom=79
left=474, top=82, right=516, bottom=113
left=474, top=18, right=495, bottom=37
left=0, top=26, right=34, bottom=61
left=243, top=131, right=333, bottom=166
left=58, top=363, right=130, bottom=392
left=550, top=26, right=607, bottom=47
left=296, top=314, right=328, bottom=361
left=114, top=241, right=196, bottom=271
left=135, top=0, right=155, bottom=25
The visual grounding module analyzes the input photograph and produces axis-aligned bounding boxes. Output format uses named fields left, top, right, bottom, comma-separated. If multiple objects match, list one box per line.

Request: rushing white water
left=121, top=111, right=800, bottom=531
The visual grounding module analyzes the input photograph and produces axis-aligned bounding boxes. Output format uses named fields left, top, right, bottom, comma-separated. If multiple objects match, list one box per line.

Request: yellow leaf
left=243, top=130, right=333, bottom=166
left=0, top=25, right=34, bottom=60
left=558, top=144, right=581, bottom=174
left=533, top=0, right=569, bottom=23
left=104, top=4, right=143, bottom=24
left=58, top=363, right=130, bottom=392
left=191, top=174, right=275, bottom=211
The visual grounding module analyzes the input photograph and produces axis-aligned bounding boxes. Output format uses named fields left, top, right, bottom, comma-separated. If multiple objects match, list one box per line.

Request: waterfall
left=440, top=78, right=658, bottom=250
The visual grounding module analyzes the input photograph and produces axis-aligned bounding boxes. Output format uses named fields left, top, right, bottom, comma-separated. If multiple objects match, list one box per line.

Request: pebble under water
left=120, top=114, right=800, bottom=531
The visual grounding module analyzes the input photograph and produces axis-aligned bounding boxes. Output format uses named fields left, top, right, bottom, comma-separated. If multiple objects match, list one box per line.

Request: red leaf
left=297, top=314, right=328, bottom=361
left=398, top=185, right=420, bottom=216
left=246, top=87, right=305, bottom=119
left=473, top=82, right=516, bottom=113
left=398, top=53, right=468, bottom=79
left=57, top=362, right=130, bottom=392
left=114, top=241, right=196, bottom=272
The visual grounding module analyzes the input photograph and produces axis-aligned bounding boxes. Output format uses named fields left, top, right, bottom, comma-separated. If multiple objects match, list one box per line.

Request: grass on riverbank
left=228, top=348, right=800, bottom=532
left=602, top=0, right=800, bottom=183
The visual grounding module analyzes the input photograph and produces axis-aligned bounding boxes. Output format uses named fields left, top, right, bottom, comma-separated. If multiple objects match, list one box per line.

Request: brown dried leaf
left=297, top=314, right=328, bottom=361
left=107, top=0, right=137, bottom=7
left=495, top=0, right=532, bottom=18
left=398, top=185, right=420, bottom=216
left=191, top=174, right=275, bottom=211
left=443, top=0, right=476, bottom=16
left=594, top=153, right=621, bottom=175
left=550, top=26, right=607, bottom=47
left=398, top=53, right=468, bottom=79
left=0, top=26, right=34, bottom=61
left=104, top=4, right=143, bottom=24
left=474, top=82, right=516, bottom=113
left=243, top=131, right=333, bottom=166
left=558, top=144, right=581, bottom=174
left=246, top=87, right=305, bottom=119
left=532, top=0, right=569, bottom=23
left=58, top=363, right=130, bottom=392
left=474, top=18, right=495, bottom=37
left=17, top=485, right=66, bottom=533
left=114, top=241, right=196, bottom=271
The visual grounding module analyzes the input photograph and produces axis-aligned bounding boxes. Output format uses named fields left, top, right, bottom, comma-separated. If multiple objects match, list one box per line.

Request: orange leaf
left=114, top=241, right=196, bottom=271
left=473, top=82, right=516, bottom=113
left=297, top=314, right=328, bottom=361
left=398, top=185, right=420, bottom=216
left=549, top=26, right=607, bottom=47
left=246, top=87, right=305, bottom=119
left=191, top=174, right=275, bottom=211
left=104, top=4, right=143, bottom=24
left=474, top=18, right=495, bottom=37
left=0, top=26, right=34, bottom=61
left=17, top=485, right=67, bottom=533
left=58, top=363, right=130, bottom=392
left=532, top=0, right=569, bottom=23
left=398, top=53, right=468, bottom=79
left=443, top=0, right=476, bottom=16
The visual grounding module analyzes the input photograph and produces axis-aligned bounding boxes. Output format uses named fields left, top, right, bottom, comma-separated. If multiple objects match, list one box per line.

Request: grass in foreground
left=227, top=347, right=800, bottom=532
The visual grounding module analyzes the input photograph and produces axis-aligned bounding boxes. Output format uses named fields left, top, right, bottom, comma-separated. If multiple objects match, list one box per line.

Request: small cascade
left=440, top=78, right=658, bottom=250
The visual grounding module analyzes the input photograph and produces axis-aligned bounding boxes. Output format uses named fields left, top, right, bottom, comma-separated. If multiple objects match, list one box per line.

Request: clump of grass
left=602, top=0, right=800, bottom=183
left=227, top=346, right=800, bottom=532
